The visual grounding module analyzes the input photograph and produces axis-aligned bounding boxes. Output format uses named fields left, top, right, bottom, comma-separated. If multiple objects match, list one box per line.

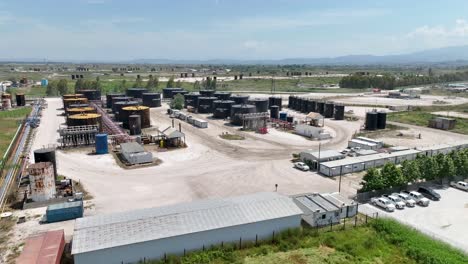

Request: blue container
left=46, top=201, right=83, bottom=223
left=41, top=79, right=48, bottom=87
left=279, top=112, right=287, bottom=121
left=95, top=133, right=108, bottom=154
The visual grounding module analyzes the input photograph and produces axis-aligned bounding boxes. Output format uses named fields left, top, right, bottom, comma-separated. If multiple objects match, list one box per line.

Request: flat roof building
left=72, top=192, right=302, bottom=264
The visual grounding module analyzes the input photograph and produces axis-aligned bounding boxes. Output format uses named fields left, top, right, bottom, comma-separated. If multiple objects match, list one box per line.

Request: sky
left=2, top=0, right=468, bottom=61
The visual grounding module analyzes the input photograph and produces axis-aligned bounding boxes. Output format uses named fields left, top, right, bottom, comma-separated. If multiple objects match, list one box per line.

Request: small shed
left=428, top=117, right=456, bottom=130
left=161, top=127, right=185, bottom=147
left=305, top=112, right=324, bottom=127
left=295, top=124, right=331, bottom=140
left=299, top=150, right=345, bottom=170
left=120, top=142, right=153, bottom=164
left=46, top=201, right=83, bottom=223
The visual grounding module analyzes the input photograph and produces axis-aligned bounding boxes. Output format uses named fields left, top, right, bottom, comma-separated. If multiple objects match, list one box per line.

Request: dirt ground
left=431, top=111, right=468, bottom=119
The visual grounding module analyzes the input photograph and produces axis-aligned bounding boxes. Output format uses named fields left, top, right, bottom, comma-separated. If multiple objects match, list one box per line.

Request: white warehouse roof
left=321, top=149, right=421, bottom=168
left=72, top=192, right=302, bottom=255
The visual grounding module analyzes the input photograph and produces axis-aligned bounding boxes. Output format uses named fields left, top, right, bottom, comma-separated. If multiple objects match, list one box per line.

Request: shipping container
left=192, top=118, right=208, bottom=128
left=46, top=201, right=83, bottom=223
left=17, top=230, right=65, bottom=264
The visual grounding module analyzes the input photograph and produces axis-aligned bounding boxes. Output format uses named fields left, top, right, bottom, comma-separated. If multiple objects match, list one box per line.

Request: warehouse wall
left=74, top=215, right=301, bottom=264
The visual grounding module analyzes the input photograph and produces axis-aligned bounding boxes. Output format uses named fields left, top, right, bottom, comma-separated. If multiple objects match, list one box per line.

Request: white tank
left=28, top=162, right=56, bottom=202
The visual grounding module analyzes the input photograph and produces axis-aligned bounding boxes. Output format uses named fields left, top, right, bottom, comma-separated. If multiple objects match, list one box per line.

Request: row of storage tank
left=1, top=93, right=26, bottom=109
left=288, top=96, right=345, bottom=120
left=365, top=111, right=387, bottom=130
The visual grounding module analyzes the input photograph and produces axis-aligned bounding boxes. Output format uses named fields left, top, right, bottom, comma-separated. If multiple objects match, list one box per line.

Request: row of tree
left=340, top=70, right=468, bottom=89
left=75, top=77, right=102, bottom=91
left=360, top=149, right=468, bottom=192
left=46, top=79, right=69, bottom=96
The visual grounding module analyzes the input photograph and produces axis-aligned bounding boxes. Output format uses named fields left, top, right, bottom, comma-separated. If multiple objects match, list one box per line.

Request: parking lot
left=360, top=187, right=468, bottom=253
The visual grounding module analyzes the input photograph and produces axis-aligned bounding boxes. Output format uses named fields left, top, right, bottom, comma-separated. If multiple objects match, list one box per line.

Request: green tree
left=46, top=80, right=58, bottom=96
left=441, top=155, right=456, bottom=180
left=175, top=80, right=182, bottom=87
left=170, top=93, right=184, bottom=110
left=75, top=78, right=83, bottom=91
left=166, top=76, right=175, bottom=88
left=133, top=75, right=143, bottom=88
left=118, top=80, right=127, bottom=92
left=421, top=156, right=438, bottom=181
left=361, top=168, right=385, bottom=191
left=57, top=79, right=69, bottom=95
left=193, top=80, right=201, bottom=90
left=380, top=163, right=406, bottom=187
left=401, top=160, right=421, bottom=183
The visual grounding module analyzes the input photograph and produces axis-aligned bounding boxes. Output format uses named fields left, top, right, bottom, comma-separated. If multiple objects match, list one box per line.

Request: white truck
left=370, top=197, right=396, bottom=212
left=404, top=191, right=430, bottom=206
left=393, top=193, right=416, bottom=207
left=384, top=195, right=406, bottom=209
left=450, top=181, right=468, bottom=191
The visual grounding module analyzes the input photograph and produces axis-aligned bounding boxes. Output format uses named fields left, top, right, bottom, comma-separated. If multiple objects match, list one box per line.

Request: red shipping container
left=17, top=229, right=65, bottom=264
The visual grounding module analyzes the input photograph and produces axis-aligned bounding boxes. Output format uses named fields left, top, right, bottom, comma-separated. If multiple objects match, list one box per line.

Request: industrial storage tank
left=199, top=90, right=215, bottom=97
left=62, top=94, right=84, bottom=100
left=279, top=112, right=287, bottom=121
left=67, top=113, right=102, bottom=129
left=377, top=111, right=387, bottom=129
left=324, top=102, right=335, bottom=118
left=184, top=93, right=200, bottom=108
left=269, top=96, right=282, bottom=110
left=249, top=98, right=269, bottom=113
left=126, top=88, right=148, bottom=99
left=69, top=103, right=89, bottom=109
left=198, top=97, right=217, bottom=113
left=120, top=106, right=151, bottom=129
left=106, top=93, right=125, bottom=108
left=95, top=133, right=108, bottom=154
left=300, top=98, right=309, bottom=113
left=230, top=104, right=256, bottom=126
left=212, top=100, right=235, bottom=119
left=334, top=104, right=345, bottom=120
left=15, top=93, right=26, bottom=106
left=63, top=98, right=88, bottom=109
left=213, top=92, right=232, bottom=100
left=287, top=116, right=294, bottom=123
left=112, top=97, right=135, bottom=113
left=34, top=148, right=57, bottom=179
left=142, top=93, right=161, bottom=107
left=66, top=107, right=96, bottom=116
left=270, top=105, right=279, bottom=119
left=308, top=100, right=317, bottom=113
left=152, top=98, right=161, bottom=107
left=317, top=101, right=325, bottom=115
left=288, top=95, right=294, bottom=108
left=173, top=90, right=188, bottom=97
left=80, top=89, right=101, bottom=101
left=229, top=94, right=249, bottom=104
left=113, top=101, right=139, bottom=121
left=162, top=88, right=183, bottom=99
left=128, top=115, right=142, bottom=135
left=365, top=111, right=378, bottom=130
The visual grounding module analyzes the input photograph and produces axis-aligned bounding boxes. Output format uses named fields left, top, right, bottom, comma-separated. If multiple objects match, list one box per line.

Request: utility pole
left=317, top=142, right=321, bottom=171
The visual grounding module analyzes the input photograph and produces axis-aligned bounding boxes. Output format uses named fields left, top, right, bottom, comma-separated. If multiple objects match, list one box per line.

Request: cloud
left=407, top=19, right=468, bottom=38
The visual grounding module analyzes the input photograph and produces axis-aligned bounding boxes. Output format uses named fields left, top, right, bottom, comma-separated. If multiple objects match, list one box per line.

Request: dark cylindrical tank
left=212, top=100, right=235, bottom=119
left=106, top=93, right=125, bottom=108
left=334, top=105, right=345, bottom=120
left=66, top=107, right=96, bottom=116
left=199, top=90, right=215, bottom=97
left=63, top=98, right=88, bottom=109
left=279, top=112, right=287, bottom=121
left=288, top=96, right=294, bottom=109
left=126, top=88, right=148, bottom=99
left=62, top=94, right=84, bottom=100
left=173, top=90, right=188, bottom=97
left=365, top=112, right=378, bottom=130
left=269, top=96, right=283, bottom=110
left=162, top=88, right=183, bottom=99
left=229, top=94, right=250, bottom=104
left=198, top=97, right=217, bottom=113
left=249, top=98, right=269, bottom=113
left=317, top=102, right=325, bottom=115
left=121, top=106, right=151, bottom=129
left=184, top=93, right=200, bottom=108
left=128, top=115, right=142, bottom=135
left=287, top=116, right=294, bottom=123
left=152, top=98, right=161, bottom=107
left=324, top=102, right=335, bottom=118
left=300, top=98, right=308, bottom=113
left=67, top=113, right=102, bottom=128
left=95, top=134, right=108, bottom=154
left=377, top=111, right=387, bottom=129
left=213, top=92, right=232, bottom=100
left=309, top=100, right=317, bottom=113
left=142, top=93, right=161, bottom=107
left=270, top=105, right=279, bottom=119
left=69, top=103, right=89, bottom=109
left=34, top=148, right=57, bottom=179
left=113, top=101, right=138, bottom=121
left=112, top=97, right=134, bottom=113
left=230, top=104, right=257, bottom=126
left=80, top=89, right=101, bottom=101
left=15, top=93, right=26, bottom=106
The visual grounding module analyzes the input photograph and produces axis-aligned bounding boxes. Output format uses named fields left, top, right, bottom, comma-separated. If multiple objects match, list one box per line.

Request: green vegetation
left=143, top=218, right=466, bottom=264
left=170, top=94, right=184, bottom=110
left=388, top=111, right=468, bottom=135
left=0, top=107, right=31, bottom=156
left=360, top=149, right=468, bottom=191
left=219, top=133, right=245, bottom=140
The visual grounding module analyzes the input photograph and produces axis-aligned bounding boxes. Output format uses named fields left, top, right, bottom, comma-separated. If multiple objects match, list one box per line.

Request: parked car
left=370, top=197, right=396, bottom=212
left=417, top=186, right=441, bottom=201
left=450, top=181, right=468, bottom=191
left=393, top=193, right=416, bottom=207
left=383, top=194, right=406, bottom=209
left=403, top=191, right=430, bottom=206
left=294, top=162, right=309, bottom=171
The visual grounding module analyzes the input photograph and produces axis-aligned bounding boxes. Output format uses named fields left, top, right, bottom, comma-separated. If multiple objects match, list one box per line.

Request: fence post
left=272, top=231, right=275, bottom=243
left=144, top=257, right=146, bottom=263
left=255, top=234, right=258, bottom=246
left=184, top=249, right=186, bottom=256
left=365, top=214, right=368, bottom=224
left=330, top=221, right=332, bottom=232
left=164, top=253, right=167, bottom=263
left=203, top=245, right=205, bottom=251
left=343, top=218, right=346, bottom=230
left=354, top=216, right=357, bottom=227
left=239, top=237, right=242, bottom=249
left=221, top=241, right=224, bottom=248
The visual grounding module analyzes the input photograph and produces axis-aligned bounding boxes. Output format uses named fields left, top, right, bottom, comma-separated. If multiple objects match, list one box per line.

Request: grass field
left=0, top=107, right=31, bottom=156
left=145, top=218, right=466, bottom=264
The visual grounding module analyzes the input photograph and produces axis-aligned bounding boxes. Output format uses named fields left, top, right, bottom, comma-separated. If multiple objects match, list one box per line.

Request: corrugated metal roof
left=47, top=201, right=83, bottom=211
left=321, top=149, right=421, bottom=168
left=72, top=192, right=302, bottom=255
left=120, top=142, right=145, bottom=153
left=17, top=230, right=65, bottom=264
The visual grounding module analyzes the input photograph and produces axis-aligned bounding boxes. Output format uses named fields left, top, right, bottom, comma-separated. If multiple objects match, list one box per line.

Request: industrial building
left=120, top=142, right=153, bottom=164
left=28, top=162, right=56, bottom=202
left=299, top=150, right=345, bottom=170
left=319, top=149, right=420, bottom=176
left=295, top=124, right=331, bottom=140
left=417, top=142, right=468, bottom=157
left=348, top=137, right=383, bottom=150
left=72, top=192, right=303, bottom=264
left=428, top=117, right=456, bottom=130
left=293, top=192, right=358, bottom=227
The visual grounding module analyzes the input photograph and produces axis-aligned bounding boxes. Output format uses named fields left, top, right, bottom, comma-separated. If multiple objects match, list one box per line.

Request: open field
left=0, top=107, right=31, bottom=155
left=388, top=111, right=468, bottom=135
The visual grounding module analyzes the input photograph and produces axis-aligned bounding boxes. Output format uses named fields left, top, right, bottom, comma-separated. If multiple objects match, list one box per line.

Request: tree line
left=339, top=70, right=468, bottom=89
left=360, top=149, right=468, bottom=192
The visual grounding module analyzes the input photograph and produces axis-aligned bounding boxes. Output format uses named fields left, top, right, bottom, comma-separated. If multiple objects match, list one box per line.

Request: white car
left=450, top=181, right=468, bottom=191
left=370, top=197, right=396, bottom=212
left=384, top=195, right=406, bottom=209
left=405, top=191, right=430, bottom=206
left=394, top=193, right=416, bottom=207
left=294, top=162, right=309, bottom=171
